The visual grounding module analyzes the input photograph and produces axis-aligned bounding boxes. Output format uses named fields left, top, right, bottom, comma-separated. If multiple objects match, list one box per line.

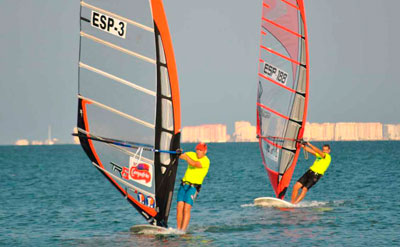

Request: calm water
left=1, top=142, right=400, bottom=246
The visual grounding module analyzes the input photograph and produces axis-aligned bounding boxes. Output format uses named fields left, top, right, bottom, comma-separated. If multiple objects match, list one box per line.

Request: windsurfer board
left=254, top=197, right=294, bottom=208
left=130, top=225, right=181, bottom=235
left=130, top=224, right=169, bottom=234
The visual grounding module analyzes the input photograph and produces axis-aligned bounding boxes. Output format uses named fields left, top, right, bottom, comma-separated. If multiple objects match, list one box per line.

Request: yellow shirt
left=182, top=152, right=210, bottom=185
left=310, top=153, right=331, bottom=175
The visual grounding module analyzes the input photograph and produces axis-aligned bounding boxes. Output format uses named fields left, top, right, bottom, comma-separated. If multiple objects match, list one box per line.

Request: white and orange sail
left=257, top=0, right=309, bottom=199
left=76, top=0, right=180, bottom=227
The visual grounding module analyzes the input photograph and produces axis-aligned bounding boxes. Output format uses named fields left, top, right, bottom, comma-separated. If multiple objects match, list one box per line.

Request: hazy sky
left=1, top=0, right=399, bottom=145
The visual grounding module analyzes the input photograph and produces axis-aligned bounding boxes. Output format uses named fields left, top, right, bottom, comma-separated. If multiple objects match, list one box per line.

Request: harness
left=181, top=180, right=202, bottom=193
left=309, top=169, right=323, bottom=177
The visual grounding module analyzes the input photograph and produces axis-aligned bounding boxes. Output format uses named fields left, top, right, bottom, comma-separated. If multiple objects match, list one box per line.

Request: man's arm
left=179, top=153, right=202, bottom=168
left=301, top=144, right=317, bottom=156
left=306, top=142, right=326, bottom=158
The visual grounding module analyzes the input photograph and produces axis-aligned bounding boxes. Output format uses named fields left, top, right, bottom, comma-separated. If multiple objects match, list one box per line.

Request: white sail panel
left=77, top=0, right=181, bottom=227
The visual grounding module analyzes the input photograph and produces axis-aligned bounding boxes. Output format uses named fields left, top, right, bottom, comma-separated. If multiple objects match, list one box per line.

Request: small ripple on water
left=203, top=223, right=258, bottom=233
left=241, top=199, right=336, bottom=209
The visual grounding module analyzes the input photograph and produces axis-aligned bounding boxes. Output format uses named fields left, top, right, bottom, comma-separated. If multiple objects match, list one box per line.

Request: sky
left=1, top=0, right=399, bottom=145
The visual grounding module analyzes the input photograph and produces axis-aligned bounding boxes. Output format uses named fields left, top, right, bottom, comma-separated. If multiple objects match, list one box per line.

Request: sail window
left=160, top=132, right=172, bottom=165
left=160, top=67, right=171, bottom=98
left=161, top=99, right=173, bottom=131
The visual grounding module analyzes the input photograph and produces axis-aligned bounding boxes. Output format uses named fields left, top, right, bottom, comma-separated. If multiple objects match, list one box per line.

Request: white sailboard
left=130, top=225, right=185, bottom=235
left=254, top=197, right=294, bottom=208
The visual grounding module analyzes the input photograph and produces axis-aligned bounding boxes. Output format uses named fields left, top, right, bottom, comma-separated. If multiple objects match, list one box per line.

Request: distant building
left=304, top=122, right=386, bottom=141
left=181, top=124, right=229, bottom=143
left=355, top=122, right=383, bottom=140
left=233, top=121, right=257, bottom=142
left=73, top=127, right=80, bottom=144
left=170, top=121, right=400, bottom=143
left=334, top=122, right=359, bottom=141
left=31, top=140, right=44, bottom=145
left=383, top=124, right=400, bottom=140
left=44, top=139, right=55, bottom=145
left=15, top=139, right=29, bottom=146
left=303, top=122, right=335, bottom=141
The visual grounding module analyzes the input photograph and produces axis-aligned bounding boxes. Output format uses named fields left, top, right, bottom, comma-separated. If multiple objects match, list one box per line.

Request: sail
left=76, top=0, right=181, bottom=227
left=256, top=0, right=309, bottom=199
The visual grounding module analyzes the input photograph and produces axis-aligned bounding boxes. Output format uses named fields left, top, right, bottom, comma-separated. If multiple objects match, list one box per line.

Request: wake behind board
left=254, top=197, right=294, bottom=208
left=130, top=225, right=169, bottom=234
left=130, top=225, right=182, bottom=235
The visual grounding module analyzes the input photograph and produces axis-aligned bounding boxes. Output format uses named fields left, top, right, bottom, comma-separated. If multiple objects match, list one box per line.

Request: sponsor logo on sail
left=130, top=163, right=151, bottom=183
left=136, top=193, right=155, bottom=208
left=128, top=157, right=153, bottom=187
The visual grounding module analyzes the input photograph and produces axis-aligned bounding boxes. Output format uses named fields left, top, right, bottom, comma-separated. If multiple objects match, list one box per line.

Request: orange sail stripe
left=257, top=102, right=289, bottom=120
left=281, top=0, right=300, bottom=10
left=263, top=2, right=270, bottom=8
left=262, top=17, right=301, bottom=38
left=260, top=45, right=301, bottom=65
left=150, top=0, right=181, bottom=134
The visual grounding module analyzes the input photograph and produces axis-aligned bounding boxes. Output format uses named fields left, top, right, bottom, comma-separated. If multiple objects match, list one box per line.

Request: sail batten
left=80, top=32, right=156, bottom=64
left=257, top=0, right=309, bottom=199
left=78, top=95, right=155, bottom=129
left=258, top=72, right=297, bottom=93
left=262, top=17, right=302, bottom=37
left=281, top=0, right=300, bottom=10
left=79, top=62, right=156, bottom=96
left=260, top=45, right=301, bottom=65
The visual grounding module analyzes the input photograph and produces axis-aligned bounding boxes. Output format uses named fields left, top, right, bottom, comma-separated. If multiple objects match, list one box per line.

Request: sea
left=1, top=141, right=399, bottom=246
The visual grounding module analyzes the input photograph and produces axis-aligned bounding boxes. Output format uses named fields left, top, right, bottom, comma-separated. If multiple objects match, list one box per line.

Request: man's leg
left=181, top=203, right=192, bottom=232
left=293, top=187, right=308, bottom=204
left=291, top=182, right=303, bottom=204
left=176, top=201, right=185, bottom=230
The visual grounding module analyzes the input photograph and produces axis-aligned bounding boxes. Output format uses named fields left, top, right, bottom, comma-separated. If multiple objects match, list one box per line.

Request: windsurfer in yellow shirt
left=176, top=142, right=210, bottom=232
left=291, top=142, right=331, bottom=204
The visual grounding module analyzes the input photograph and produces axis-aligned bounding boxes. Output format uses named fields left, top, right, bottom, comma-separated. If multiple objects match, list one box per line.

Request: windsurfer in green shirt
left=176, top=142, right=210, bottom=232
left=291, top=142, right=331, bottom=204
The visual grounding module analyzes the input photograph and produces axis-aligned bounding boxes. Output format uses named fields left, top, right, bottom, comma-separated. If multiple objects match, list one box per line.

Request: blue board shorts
left=177, top=183, right=199, bottom=206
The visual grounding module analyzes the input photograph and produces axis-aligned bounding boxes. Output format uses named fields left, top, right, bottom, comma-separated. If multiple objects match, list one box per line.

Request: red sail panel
left=257, top=0, right=309, bottom=199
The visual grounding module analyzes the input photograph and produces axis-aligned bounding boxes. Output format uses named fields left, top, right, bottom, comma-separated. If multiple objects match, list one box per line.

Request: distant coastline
left=181, top=122, right=400, bottom=143
left=12, top=122, right=400, bottom=146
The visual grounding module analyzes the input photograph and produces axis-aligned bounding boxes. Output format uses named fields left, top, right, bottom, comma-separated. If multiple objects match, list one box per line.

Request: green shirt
left=182, top=152, right=210, bottom=185
left=309, top=153, right=331, bottom=175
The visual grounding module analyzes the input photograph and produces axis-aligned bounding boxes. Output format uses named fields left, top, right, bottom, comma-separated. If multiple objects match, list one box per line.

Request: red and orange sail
left=257, top=0, right=309, bottom=199
left=77, top=0, right=180, bottom=227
